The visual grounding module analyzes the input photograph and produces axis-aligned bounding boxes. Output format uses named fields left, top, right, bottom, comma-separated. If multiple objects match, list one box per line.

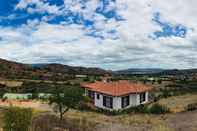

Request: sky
left=0, top=0, right=197, bottom=70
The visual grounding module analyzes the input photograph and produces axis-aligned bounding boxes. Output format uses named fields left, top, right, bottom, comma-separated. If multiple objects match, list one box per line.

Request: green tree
left=49, top=86, right=84, bottom=121
left=3, top=107, right=33, bottom=131
left=149, top=104, right=169, bottom=114
left=157, top=79, right=162, bottom=84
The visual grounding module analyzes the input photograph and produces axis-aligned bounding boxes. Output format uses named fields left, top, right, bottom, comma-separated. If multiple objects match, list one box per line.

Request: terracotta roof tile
left=81, top=80, right=153, bottom=96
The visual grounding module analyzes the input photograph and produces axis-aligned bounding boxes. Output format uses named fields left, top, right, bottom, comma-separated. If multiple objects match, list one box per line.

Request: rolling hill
left=0, top=58, right=110, bottom=80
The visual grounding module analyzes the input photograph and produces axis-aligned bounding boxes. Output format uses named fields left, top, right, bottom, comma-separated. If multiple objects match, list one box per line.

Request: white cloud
left=16, top=0, right=61, bottom=15
left=1, top=0, right=197, bottom=70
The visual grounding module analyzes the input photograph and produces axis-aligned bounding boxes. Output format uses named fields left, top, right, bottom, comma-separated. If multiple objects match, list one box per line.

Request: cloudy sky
left=0, top=0, right=197, bottom=70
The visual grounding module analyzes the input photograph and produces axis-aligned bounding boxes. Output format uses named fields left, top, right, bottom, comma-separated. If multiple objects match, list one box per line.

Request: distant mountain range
left=115, top=68, right=165, bottom=75
left=114, top=68, right=197, bottom=75
left=0, top=58, right=111, bottom=80
left=1, top=58, right=197, bottom=80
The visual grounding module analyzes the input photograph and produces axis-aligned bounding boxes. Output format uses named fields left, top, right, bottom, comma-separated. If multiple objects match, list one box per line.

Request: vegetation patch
left=185, top=103, right=197, bottom=111
left=3, top=106, right=33, bottom=131
left=157, top=94, right=197, bottom=113
left=149, top=104, right=170, bottom=114
left=31, top=113, right=96, bottom=131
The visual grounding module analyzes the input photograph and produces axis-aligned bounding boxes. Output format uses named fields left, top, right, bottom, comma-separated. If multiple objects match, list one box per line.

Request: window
left=121, top=95, right=130, bottom=108
left=103, top=96, right=113, bottom=109
left=97, top=93, right=100, bottom=99
left=140, top=92, right=146, bottom=103
left=88, top=90, right=95, bottom=100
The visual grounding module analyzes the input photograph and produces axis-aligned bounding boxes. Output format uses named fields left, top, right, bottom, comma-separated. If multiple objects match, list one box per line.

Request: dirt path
left=167, top=111, right=197, bottom=131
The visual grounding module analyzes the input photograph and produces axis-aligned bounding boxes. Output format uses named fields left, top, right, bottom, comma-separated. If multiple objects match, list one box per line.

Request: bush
left=123, top=104, right=150, bottom=114
left=96, top=104, right=150, bottom=115
left=149, top=104, right=169, bottom=114
left=77, top=102, right=170, bottom=115
left=96, top=108, right=122, bottom=115
left=77, top=101, right=97, bottom=111
left=3, top=106, right=33, bottom=131
left=186, top=103, right=197, bottom=111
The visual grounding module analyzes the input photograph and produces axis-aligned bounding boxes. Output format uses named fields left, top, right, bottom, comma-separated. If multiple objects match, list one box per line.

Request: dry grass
left=0, top=109, right=181, bottom=131
left=0, top=110, right=4, bottom=130
left=0, top=93, right=196, bottom=131
left=66, top=110, right=173, bottom=130
left=66, top=110, right=111, bottom=124
left=0, top=106, right=196, bottom=131
left=0, top=100, right=52, bottom=112
left=157, top=94, right=197, bottom=112
left=0, top=80, right=23, bottom=87
left=151, top=124, right=174, bottom=131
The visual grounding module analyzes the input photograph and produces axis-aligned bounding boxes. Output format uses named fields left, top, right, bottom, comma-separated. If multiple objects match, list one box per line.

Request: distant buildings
left=75, top=75, right=87, bottom=78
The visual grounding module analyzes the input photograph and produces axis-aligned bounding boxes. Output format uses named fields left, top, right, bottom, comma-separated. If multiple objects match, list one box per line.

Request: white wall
left=94, top=92, right=104, bottom=109
left=146, top=92, right=149, bottom=102
left=112, top=97, right=121, bottom=110
left=130, top=93, right=138, bottom=106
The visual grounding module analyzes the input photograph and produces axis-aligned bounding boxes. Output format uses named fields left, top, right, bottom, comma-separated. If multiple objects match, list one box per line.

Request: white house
left=81, top=80, right=153, bottom=110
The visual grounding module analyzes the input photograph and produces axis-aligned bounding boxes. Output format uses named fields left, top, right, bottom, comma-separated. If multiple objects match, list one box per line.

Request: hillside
left=0, top=58, right=110, bottom=80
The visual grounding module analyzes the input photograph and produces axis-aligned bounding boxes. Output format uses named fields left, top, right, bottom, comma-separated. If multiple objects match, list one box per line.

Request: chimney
left=102, top=76, right=110, bottom=83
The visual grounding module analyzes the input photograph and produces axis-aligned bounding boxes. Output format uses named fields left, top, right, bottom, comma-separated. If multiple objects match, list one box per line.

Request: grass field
left=52, top=109, right=197, bottom=131
left=157, top=93, right=197, bottom=112
left=0, top=105, right=196, bottom=131
left=66, top=110, right=171, bottom=130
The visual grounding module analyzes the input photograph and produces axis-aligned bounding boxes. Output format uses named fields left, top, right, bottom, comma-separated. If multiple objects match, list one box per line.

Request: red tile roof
left=81, top=80, right=153, bottom=96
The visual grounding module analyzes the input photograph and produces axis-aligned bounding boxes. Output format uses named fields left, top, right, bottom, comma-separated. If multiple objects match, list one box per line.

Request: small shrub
left=32, top=93, right=39, bottom=99
left=149, top=104, right=169, bottom=114
left=3, top=106, right=33, bottom=131
left=97, top=108, right=122, bottom=115
left=83, top=77, right=91, bottom=82
left=78, top=101, right=97, bottom=111
left=186, top=103, right=197, bottom=111
left=124, top=104, right=150, bottom=114
left=2, top=96, right=7, bottom=102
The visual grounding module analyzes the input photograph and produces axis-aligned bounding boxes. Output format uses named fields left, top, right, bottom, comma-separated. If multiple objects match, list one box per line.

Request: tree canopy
left=49, top=86, right=84, bottom=120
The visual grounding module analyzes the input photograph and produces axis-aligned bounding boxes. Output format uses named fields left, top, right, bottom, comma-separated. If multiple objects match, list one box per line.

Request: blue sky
left=0, top=0, right=197, bottom=70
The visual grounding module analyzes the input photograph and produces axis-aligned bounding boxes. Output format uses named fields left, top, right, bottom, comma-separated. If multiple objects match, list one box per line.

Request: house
left=75, top=75, right=87, bottom=78
left=81, top=80, right=153, bottom=110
